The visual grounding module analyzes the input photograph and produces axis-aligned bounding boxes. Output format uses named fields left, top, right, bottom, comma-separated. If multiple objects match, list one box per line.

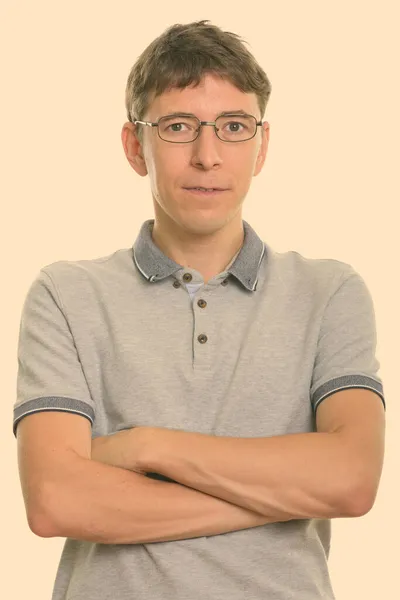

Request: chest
left=76, top=285, right=319, bottom=439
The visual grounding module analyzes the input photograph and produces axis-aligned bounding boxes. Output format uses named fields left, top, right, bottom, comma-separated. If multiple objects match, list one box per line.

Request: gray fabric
left=13, top=218, right=385, bottom=599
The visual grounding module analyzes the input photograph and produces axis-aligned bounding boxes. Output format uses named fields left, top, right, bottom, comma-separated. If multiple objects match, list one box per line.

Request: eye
left=162, top=119, right=197, bottom=133
left=167, top=122, right=188, bottom=132
left=224, top=121, right=246, bottom=132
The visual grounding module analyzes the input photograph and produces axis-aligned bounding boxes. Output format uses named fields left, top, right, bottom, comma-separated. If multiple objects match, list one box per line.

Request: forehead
left=147, top=73, right=259, bottom=119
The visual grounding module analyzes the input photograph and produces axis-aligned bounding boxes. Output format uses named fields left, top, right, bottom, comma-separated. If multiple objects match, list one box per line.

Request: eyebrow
left=161, top=109, right=251, bottom=119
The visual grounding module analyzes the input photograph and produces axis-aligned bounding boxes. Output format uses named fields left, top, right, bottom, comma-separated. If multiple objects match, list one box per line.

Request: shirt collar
left=132, top=219, right=267, bottom=291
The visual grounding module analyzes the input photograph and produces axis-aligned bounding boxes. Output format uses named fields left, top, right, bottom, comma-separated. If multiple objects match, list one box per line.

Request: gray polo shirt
left=13, top=218, right=385, bottom=600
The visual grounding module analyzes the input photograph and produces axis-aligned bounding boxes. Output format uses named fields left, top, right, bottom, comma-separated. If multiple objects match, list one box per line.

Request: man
left=14, top=20, right=385, bottom=600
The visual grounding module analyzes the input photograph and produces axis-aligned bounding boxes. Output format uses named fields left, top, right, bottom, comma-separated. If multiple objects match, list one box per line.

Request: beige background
left=1, top=1, right=398, bottom=598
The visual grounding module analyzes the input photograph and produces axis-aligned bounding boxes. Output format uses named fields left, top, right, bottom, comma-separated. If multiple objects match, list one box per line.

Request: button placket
left=181, top=271, right=227, bottom=349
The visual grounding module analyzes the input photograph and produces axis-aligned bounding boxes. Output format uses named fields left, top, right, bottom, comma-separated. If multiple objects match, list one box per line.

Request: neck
left=151, top=211, right=244, bottom=284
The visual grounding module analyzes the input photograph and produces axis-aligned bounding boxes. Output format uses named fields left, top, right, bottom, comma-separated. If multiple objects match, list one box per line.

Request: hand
left=91, top=426, right=148, bottom=474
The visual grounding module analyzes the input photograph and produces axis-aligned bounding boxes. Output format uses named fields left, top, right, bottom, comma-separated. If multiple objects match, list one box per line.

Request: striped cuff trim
left=13, top=396, right=95, bottom=437
left=312, top=374, right=385, bottom=413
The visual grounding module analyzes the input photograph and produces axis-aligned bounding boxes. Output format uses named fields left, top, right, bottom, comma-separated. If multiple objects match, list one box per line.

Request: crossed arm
left=91, top=389, right=385, bottom=521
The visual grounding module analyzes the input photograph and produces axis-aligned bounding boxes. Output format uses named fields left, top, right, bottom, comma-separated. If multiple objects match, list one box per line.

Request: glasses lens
left=215, top=115, right=257, bottom=141
left=158, top=116, right=199, bottom=142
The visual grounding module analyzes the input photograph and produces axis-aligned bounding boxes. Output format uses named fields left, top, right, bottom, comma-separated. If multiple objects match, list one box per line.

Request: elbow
left=342, top=479, right=378, bottom=518
left=26, top=482, right=61, bottom=538
left=28, top=510, right=57, bottom=538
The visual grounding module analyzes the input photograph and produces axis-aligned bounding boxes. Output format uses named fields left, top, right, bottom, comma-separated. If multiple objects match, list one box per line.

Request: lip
left=183, top=187, right=228, bottom=196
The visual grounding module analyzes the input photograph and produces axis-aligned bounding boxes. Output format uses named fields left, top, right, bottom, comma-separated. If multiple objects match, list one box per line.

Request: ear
left=253, top=121, right=270, bottom=177
left=121, top=122, right=148, bottom=177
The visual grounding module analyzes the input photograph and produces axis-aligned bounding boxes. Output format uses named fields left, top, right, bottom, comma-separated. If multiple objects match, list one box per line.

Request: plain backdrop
left=1, top=1, right=398, bottom=599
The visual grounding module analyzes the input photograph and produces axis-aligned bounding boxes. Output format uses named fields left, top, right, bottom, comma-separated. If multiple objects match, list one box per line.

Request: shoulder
left=267, top=245, right=356, bottom=297
left=37, top=247, right=133, bottom=292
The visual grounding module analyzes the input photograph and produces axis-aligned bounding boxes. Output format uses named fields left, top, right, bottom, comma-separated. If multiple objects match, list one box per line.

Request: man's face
left=123, top=72, right=269, bottom=234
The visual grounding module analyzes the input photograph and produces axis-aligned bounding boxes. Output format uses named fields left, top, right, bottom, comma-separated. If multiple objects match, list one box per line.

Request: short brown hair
left=125, top=20, right=272, bottom=142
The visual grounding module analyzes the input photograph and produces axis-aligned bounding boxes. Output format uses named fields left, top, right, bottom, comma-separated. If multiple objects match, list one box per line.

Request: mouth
left=183, top=187, right=228, bottom=196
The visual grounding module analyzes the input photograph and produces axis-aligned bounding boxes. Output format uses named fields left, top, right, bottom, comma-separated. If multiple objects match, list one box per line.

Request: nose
left=190, top=124, right=223, bottom=170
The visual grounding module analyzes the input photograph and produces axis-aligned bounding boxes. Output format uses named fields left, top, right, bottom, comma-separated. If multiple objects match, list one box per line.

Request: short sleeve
left=13, top=268, right=95, bottom=437
left=310, top=265, right=385, bottom=415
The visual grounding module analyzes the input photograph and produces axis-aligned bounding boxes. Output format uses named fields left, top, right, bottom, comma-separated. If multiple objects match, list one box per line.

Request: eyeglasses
left=132, top=113, right=263, bottom=143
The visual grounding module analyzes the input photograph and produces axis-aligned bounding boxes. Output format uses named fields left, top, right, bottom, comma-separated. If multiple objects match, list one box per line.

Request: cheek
left=158, top=155, right=191, bottom=195
left=150, top=145, right=183, bottom=180
left=144, top=151, right=167, bottom=194
left=233, top=150, right=259, bottom=181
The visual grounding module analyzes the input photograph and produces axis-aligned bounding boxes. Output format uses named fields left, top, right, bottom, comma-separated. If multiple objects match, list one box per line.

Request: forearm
left=42, top=455, right=275, bottom=544
left=143, top=429, right=361, bottom=520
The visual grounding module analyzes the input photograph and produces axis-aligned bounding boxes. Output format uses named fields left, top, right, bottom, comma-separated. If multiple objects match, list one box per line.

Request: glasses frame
left=131, top=113, right=264, bottom=144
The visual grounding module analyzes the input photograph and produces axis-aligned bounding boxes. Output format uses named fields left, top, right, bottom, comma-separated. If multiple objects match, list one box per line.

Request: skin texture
left=91, top=427, right=148, bottom=473
left=121, top=72, right=270, bottom=283
left=91, top=388, right=386, bottom=520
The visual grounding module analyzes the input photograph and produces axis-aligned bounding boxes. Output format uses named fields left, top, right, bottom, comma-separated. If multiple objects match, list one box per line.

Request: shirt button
left=173, top=280, right=181, bottom=288
left=221, top=278, right=229, bottom=286
left=198, top=334, right=208, bottom=344
left=197, top=299, right=207, bottom=308
left=183, top=273, right=193, bottom=282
